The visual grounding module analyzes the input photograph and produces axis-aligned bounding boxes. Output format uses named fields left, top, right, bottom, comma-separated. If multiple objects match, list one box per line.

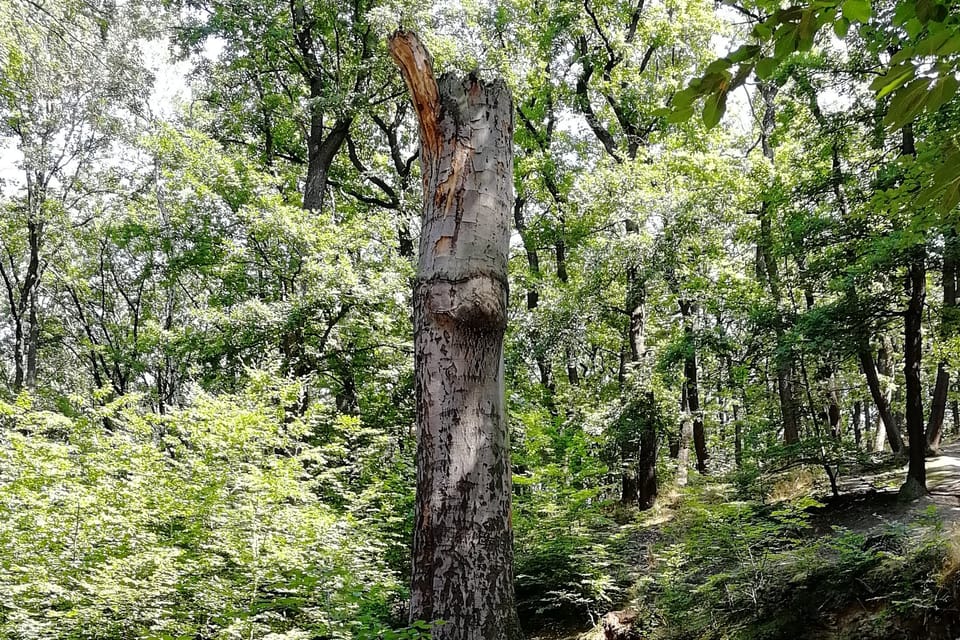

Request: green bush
left=0, top=383, right=411, bottom=640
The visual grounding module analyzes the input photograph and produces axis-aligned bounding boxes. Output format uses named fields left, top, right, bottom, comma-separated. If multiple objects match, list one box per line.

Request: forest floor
left=826, top=441, right=960, bottom=530
left=528, top=441, right=960, bottom=640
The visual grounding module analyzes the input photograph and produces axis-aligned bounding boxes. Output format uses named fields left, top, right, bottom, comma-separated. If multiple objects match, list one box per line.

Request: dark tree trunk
left=860, top=341, right=904, bottom=452
left=514, top=197, right=552, bottom=393
left=734, top=402, right=743, bottom=468
left=3, top=182, right=44, bottom=393
left=625, top=220, right=657, bottom=509
left=926, top=364, right=950, bottom=453
left=680, top=301, right=707, bottom=474
left=902, top=253, right=927, bottom=498
left=390, top=31, right=521, bottom=640
left=757, top=82, right=799, bottom=445
left=303, top=108, right=351, bottom=210
left=679, top=300, right=707, bottom=474
left=926, top=229, right=957, bottom=451
left=952, top=398, right=960, bottom=437
left=637, top=392, right=658, bottom=510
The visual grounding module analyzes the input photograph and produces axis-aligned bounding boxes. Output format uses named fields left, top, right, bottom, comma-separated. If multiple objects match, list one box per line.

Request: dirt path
left=808, top=440, right=960, bottom=535
left=923, top=441, right=960, bottom=520
left=528, top=444, right=960, bottom=640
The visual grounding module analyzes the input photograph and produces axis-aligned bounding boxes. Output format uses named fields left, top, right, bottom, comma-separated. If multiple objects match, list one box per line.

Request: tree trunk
left=676, top=414, right=692, bottom=487
left=926, top=364, right=950, bottom=453
left=25, top=290, right=38, bottom=390
left=513, top=197, right=552, bottom=393
left=853, top=400, right=862, bottom=448
left=637, top=392, right=658, bottom=510
left=757, top=82, right=799, bottom=446
left=899, top=124, right=927, bottom=498
left=734, top=405, right=743, bottom=468
left=390, top=31, right=521, bottom=640
left=625, top=220, right=657, bottom=509
left=926, top=229, right=957, bottom=451
left=859, top=341, right=903, bottom=452
left=952, top=398, right=960, bottom=437
left=901, top=253, right=927, bottom=498
left=302, top=107, right=351, bottom=210
left=679, top=299, right=707, bottom=474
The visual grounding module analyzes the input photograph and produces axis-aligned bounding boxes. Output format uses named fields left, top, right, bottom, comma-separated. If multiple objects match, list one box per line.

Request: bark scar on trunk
left=425, top=277, right=507, bottom=330
left=388, top=30, right=441, bottom=160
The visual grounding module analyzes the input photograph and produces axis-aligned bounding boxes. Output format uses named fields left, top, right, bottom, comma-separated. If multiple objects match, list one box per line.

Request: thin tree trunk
left=514, top=197, right=552, bottom=393
left=734, top=402, right=743, bottom=468
left=926, top=229, right=957, bottom=451
left=853, top=401, right=862, bottom=448
left=860, top=341, right=903, bottom=452
left=900, top=123, right=927, bottom=498
left=926, top=364, right=950, bottom=453
left=625, top=220, right=657, bottom=508
left=902, top=252, right=927, bottom=497
left=952, top=398, right=960, bottom=437
left=679, top=299, right=707, bottom=473
left=390, top=31, right=521, bottom=640
left=757, top=82, right=799, bottom=445
left=676, top=415, right=692, bottom=487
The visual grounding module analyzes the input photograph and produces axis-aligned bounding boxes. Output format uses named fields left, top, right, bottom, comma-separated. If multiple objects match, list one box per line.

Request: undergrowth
left=623, top=483, right=960, bottom=640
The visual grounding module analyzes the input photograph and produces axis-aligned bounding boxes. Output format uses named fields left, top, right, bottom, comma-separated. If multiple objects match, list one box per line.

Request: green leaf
left=841, top=0, right=871, bottom=23
left=728, top=44, right=761, bottom=64
left=884, top=77, right=933, bottom=130
left=833, top=17, right=850, bottom=39
left=870, top=63, right=915, bottom=98
left=798, top=10, right=816, bottom=51
left=903, top=18, right=924, bottom=39
left=888, top=47, right=915, bottom=65
left=756, top=57, right=778, bottom=80
left=915, top=29, right=954, bottom=55
left=667, top=106, right=696, bottom=123
left=704, top=58, right=733, bottom=74
left=916, top=0, right=947, bottom=24
left=752, top=22, right=773, bottom=40
left=673, top=87, right=700, bottom=109
left=926, top=74, right=959, bottom=114
left=893, top=1, right=917, bottom=26
left=700, top=71, right=731, bottom=93
left=774, top=24, right=799, bottom=59
left=702, top=90, right=728, bottom=129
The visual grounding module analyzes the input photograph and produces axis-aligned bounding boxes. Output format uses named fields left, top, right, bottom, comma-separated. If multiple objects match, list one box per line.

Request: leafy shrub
left=0, top=383, right=411, bottom=640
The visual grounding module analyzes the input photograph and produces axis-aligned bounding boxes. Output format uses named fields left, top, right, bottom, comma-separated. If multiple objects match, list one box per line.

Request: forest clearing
left=1, top=0, right=960, bottom=638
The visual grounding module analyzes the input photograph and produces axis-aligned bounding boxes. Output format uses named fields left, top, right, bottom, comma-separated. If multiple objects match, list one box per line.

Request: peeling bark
left=390, top=31, right=521, bottom=640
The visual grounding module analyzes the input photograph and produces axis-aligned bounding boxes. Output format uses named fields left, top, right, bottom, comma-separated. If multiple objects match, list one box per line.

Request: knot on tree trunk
left=421, top=276, right=507, bottom=330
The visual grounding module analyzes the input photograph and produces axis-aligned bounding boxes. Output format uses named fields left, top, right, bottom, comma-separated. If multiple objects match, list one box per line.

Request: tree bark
left=926, top=229, right=957, bottom=451
left=679, top=299, right=707, bottom=474
left=637, top=392, right=658, bottom=510
left=390, top=31, right=521, bottom=640
left=859, top=341, right=903, bottom=452
left=853, top=400, right=862, bottom=448
left=902, top=253, right=927, bottom=497
left=952, top=398, right=960, bottom=437
left=624, top=220, right=658, bottom=509
left=757, top=82, right=799, bottom=445
left=899, top=124, right=927, bottom=498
